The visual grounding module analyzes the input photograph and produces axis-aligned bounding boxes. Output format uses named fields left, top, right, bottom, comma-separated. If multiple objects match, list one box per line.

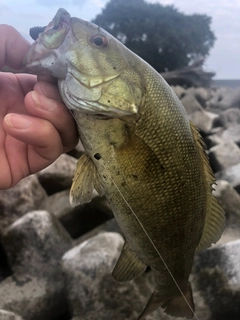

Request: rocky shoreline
left=0, top=84, right=240, bottom=320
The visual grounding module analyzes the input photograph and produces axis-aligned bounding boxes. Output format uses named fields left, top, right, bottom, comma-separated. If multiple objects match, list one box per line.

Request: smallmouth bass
left=24, top=8, right=225, bottom=319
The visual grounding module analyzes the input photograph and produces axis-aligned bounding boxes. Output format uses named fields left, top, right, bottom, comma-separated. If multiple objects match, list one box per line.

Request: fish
left=23, top=8, right=225, bottom=319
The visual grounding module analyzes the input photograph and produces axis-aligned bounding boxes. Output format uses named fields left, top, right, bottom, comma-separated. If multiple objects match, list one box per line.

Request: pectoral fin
left=70, top=153, right=104, bottom=207
left=112, top=242, right=147, bottom=282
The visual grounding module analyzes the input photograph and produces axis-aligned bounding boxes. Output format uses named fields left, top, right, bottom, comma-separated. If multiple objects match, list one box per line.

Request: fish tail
left=138, top=282, right=194, bottom=319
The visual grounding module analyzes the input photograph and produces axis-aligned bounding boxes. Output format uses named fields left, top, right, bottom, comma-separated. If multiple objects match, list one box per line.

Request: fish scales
left=23, top=8, right=225, bottom=319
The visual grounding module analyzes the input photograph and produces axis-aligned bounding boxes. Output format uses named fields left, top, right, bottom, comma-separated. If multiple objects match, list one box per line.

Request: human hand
left=0, top=25, right=78, bottom=189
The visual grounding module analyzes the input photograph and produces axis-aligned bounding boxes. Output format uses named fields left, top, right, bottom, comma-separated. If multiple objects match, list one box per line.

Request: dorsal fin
left=189, top=121, right=225, bottom=252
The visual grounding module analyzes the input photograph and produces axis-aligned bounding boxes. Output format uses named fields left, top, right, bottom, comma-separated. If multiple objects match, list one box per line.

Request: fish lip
left=45, top=8, right=71, bottom=32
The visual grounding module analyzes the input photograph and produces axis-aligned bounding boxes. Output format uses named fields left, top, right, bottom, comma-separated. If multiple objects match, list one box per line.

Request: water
left=213, top=79, right=240, bottom=88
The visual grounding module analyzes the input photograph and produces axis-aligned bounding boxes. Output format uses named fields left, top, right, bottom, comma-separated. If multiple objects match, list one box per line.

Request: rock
left=0, top=310, right=23, bottom=320
left=0, top=175, right=47, bottom=232
left=220, top=124, right=240, bottom=146
left=46, top=190, right=113, bottom=239
left=213, top=180, right=240, bottom=244
left=208, top=141, right=240, bottom=172
left=37, top=154, right=77, bottom=195
left=194, top=240, right=240, bottom=318
left=62, top=232, right=165, bottom=320
left=0, top=211, right=73, bottom=320
left=67, top=140, right=85, bottom=159
left=188, top=109, right=221, bottom=135
left=180, top=92, right=203, bottom=115
left=220, top=108, right=240, bottom=128
left=186, top=87, right=212, bottom=108
left=215, top=163, right=240, bottom=193
left=171, top=85, right=186, bottom=99
left=75, top=218, right=121, bottom=245
left=62, top=232, right=209, bottom=320
left=0, top=244, right=11, bottom=283
left=204, top=132, right=225, bottom=149
left=207, top=86, right=240, bottom=111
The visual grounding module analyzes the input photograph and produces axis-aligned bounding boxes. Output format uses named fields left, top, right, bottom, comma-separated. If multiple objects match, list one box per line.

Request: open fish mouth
left=30, top=8, right=71, bottom=41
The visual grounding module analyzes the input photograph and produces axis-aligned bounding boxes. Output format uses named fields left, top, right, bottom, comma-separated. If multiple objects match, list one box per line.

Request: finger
left=24, top=90, right=78, bottom=152
left=0, top=25, right=30, bottom=70
left=34, top=81, right=62, bottom=101
left=37, top=75, right=58, bottom=85
left=3, top=113, right=63, bottom=170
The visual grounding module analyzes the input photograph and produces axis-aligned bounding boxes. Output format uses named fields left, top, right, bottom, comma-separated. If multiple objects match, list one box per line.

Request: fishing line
left=101, top=166, right=200, bottom=320
left=71, top=111, right=200, bottom=320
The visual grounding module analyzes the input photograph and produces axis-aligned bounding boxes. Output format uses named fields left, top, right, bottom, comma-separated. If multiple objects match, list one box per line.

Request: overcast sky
left=0, top=0, right=239, bottom=79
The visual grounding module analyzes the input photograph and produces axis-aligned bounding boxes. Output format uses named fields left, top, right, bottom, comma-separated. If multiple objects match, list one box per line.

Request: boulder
left=213, top=180, right=240, bottom=244
left=188, top=109, right=221, bottom=135
left=171, top=85, right=186, bottom=99
left=0, top=310, right=23, bottom=320
left=220, top=108, right=240, bottom=128
left=0, top=211, right=73, bottom=320
left=180, top=91, right=203, bottom=115
left=207, top=86, right=240, bottom=111
left=46, top=190, right=113, bottom=239
left=0, top=175, right=47, bottom=232
left=208, top=141, right=240, bottom=172
left=67, top=140, right=85, bottom=159
left=220, top=124, right=240, bottom=146
left=194, top=240, right=240, bottom=318
left=62, top=232, right=165, bottom=320
left=215, top=163, right=240, bottom=193
left=37, top=154, right=77, bottom=195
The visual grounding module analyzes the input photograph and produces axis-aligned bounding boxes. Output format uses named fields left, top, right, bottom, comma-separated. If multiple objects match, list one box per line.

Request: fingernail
left=32, top=91, right=57, bottom=111
left=5, top=114, right=32, bottom=129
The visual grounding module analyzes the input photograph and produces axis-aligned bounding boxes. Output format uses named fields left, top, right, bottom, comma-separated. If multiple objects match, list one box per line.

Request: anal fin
left=112, top=242, right=147, bottom=282
left=138, top=282, right=194, bottom=319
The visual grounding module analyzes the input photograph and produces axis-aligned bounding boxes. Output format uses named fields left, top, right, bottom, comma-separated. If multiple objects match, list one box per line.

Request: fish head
left=24, top=8, right=143, bottom=119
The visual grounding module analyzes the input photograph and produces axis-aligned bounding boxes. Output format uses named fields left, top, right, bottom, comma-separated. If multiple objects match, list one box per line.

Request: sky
left=0, top=0, right=239, bottom=79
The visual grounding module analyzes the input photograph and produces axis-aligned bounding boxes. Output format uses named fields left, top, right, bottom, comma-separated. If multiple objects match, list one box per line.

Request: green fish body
left=24, top=9, right=225, bottom=319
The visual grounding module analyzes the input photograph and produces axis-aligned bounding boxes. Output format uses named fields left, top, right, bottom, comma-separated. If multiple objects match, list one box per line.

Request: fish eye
left=91, top=34, right=108, bottom=47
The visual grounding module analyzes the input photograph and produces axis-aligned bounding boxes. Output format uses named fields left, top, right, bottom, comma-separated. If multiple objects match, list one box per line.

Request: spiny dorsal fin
left=70, top=153, right=104, bottom=207
left=189, top=121, right=225, bottom=252
left=112, top=242, right=147, bottom=283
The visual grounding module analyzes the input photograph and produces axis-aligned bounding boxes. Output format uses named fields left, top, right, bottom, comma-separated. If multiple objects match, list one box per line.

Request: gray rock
left=187, top=87, right=212, bottom=108
left=67, top=140, right=85, bottom=159
left=0, top=310, right=23, bottom=320
left=171, top=85, right=186, bottom=99
left=46, top=190, right=113, bottom=239
left=220, top=108, right=240, bottom=128
left=37, top=154, right=77, bottom=195
left=194, top=240, right=240, bottom=318
left=0, top=175, right=47, bottom=232
left=62, top=232, right=164, bottom=320
left=215, top=163, right=240, bottom=193
left=204, top=132, right=225, bottom=149
left=188, top=109, right=220, bottom=135
left=207, top=86, right=240, bottom=111
left=180, top=92, right=203, bottom=115
left=0, top=211, right=73, bottom=320
left=213, top=180, right=240, bottom=244
left=220, top=124, right=240, bottom=146
left=208, top=141, right=240, bottom=172
left=63, top=232, right=210, bottom=320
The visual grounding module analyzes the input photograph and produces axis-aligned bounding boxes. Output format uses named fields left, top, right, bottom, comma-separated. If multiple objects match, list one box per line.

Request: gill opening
left=71, top=111, right=200, bottom=320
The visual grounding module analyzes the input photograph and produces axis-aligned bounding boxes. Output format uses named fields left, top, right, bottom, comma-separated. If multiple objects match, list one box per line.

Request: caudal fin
left=138, top=282, right=194, bottom=319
